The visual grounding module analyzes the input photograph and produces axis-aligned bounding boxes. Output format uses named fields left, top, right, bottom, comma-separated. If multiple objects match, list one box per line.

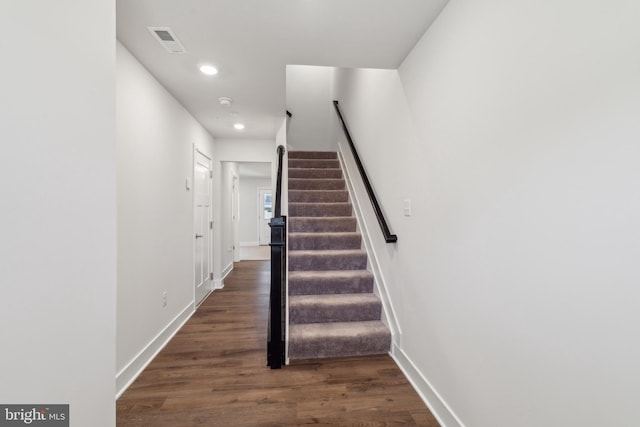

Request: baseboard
left=214, top=265, right=232, bottom=290
left=391, top=343, right=466, bottom=427
left=240, top=241, right=259, bottom=247
left=116, top=302, right=194, bottom=399
left=337, top=146, right=401, bottom=339
left=222, top=261, right=233, bottom=282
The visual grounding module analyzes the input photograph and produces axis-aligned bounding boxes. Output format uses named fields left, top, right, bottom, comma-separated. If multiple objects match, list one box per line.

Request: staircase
left=287, top=151, right=391, bottom=359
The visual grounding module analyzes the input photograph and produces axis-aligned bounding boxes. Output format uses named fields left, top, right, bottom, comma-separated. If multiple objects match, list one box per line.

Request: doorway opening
left=258, top=188, right=273, bottom=246
left=237, top=162, right=272, bottom=261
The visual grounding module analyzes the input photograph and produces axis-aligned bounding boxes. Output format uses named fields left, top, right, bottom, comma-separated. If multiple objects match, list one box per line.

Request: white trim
left=116, top=302, right=194, bottom=398
left=193, top=147, right=214, bottom=308
left=232, top=174, right=240, bottom=263
left=391, top=343, right=466, bottom=427
left=222, top=261, right=233, bottom=281
left=257, top=186, right=273, bottom=246
left=337, top=145, right=401, bottom=341
left=214, top=257, right=234, bottom=289
left=282, top=152, right=290, bottom=366
left=240, top=241, right=259, bottom=247
left=195, top=289, right=213, bottom=308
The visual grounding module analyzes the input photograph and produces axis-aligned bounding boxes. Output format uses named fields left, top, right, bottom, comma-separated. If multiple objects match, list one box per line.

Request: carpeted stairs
left=287, top=151, right=391, bottom=359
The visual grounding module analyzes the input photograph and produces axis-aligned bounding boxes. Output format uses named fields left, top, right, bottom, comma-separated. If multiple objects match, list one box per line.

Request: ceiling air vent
left=147, top=27, right=187, bottom=54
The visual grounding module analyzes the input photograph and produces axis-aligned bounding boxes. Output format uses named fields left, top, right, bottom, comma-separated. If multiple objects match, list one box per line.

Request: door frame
left=232, top=173, right=240, bottom=262
left=193, top=147, right=214, bottom=307
left=257, top=187, right=273, bottom=245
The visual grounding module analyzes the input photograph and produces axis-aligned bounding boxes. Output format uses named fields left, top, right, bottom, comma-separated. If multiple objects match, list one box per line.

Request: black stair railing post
left=267, top=145, right=286, bottom=369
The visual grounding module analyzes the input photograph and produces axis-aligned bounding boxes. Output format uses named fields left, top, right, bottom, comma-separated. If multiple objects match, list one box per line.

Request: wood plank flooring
left=117, top=260, right=440, bottom=426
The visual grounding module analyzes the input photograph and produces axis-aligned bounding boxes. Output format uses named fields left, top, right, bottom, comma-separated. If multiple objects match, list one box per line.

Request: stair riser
left=289, top=203, right=352, bottom=217
left=289, top=276, right=374, bottom=296
left=289, top=234, right=361, bottom=250
left=286, top=151, right=391, bottom=361
left=289, top=253, right=367, bottom=271
left=289, top=159, right=340, bottom=169
left=288, top=218, right=357, bottom=233
left=289, top=169, right=342, bottom=179
left=289, top=151, right=337, bottom=160
left=289, top=179, right=345, bottom=191
left=288, top=333, right=391, bottom=359
left=289, top=190, right=348, bottom=203
left=290, top=302, right=381, bottom=324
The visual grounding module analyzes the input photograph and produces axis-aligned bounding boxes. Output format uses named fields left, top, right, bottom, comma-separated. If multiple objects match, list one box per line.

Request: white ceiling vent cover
left=147, top=27, right=187, bottom=54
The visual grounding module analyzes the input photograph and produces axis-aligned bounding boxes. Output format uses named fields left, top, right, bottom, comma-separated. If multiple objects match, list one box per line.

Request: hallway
left=116, top=261, right=438, bottom=426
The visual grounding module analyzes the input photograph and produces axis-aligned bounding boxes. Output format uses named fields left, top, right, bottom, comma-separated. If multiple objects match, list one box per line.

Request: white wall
left=286, top=65, right=337, bottom=152
left=239, top=178, right=272, bottom=245
left=276, top=118, right=289, bottom=216
left=116, top=42, right=215, bottom=395
left=0, top=2, right=116, bottom=426
left=215, top=139, right=276, bottom=162
left=333, top=1, right=640, bottom=426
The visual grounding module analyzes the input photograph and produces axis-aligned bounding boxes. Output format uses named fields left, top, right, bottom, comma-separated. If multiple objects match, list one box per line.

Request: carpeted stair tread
left=289, top=159, right=340, bottom=169
left=289, top=151, right=337, bottom=160
left=286, top=150, right=390, bottom=360
left=289, top=232, right=361, bottom=250
left=290, top=293, right=382, bottom=324
left=289, top=250, right=368, bottom=271
left=289, top=217, right=357, bottom=233
left=289, top=190, right=348, bottom=203
left=289, top=178, right=345, bottom=191
left=289, top=202, right=352, bottom=217
left=288, top=321, right=391, bottom=359
left=289, top=270, right=374, bottom=295
left=289, top=168, right=343, bottom=179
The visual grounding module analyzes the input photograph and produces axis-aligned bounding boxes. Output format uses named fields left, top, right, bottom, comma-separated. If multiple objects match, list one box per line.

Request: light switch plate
left=403, top=199, right=412, bottom=216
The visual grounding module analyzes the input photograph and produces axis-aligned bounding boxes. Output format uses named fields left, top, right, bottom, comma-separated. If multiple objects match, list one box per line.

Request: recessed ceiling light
left=233, top=123, right=245, bottom=130
left=199, top=65, right=218, bottom=75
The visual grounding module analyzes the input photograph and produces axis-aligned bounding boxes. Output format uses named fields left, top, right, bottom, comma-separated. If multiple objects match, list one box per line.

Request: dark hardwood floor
left=117, top=260, right=439, bottom=426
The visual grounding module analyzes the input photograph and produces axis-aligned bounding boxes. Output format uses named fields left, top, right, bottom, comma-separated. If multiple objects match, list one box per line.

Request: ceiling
left=116, top=0, right=448, bottom=140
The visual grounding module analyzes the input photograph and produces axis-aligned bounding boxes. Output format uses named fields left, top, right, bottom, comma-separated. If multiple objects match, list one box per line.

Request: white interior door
left=258, top=188, right=273, bottom=245
left=194, top=150, right=213, bottom=306
left=232, top=175, right=240, bottom=262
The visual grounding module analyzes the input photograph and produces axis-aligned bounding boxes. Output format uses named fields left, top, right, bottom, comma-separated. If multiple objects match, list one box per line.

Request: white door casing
left=232, top=174, right=240, bottom=262
left=258, top=187, right=273, bottom=245
left=194, top=150, right=213, bottom=306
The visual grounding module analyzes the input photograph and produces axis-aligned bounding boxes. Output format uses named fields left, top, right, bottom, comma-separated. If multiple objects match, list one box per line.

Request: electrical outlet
left=162, top=291, right=167, bottom=308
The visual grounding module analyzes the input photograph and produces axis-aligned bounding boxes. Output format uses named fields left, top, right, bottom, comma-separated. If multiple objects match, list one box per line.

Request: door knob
left=195, top=234, right=203, bottom=239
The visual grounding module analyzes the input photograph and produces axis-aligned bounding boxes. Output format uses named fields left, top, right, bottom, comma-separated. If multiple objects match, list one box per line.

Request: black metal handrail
left=267, top=145, right=286, bottom=369
left=333, top=101, right=398, bottom=243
